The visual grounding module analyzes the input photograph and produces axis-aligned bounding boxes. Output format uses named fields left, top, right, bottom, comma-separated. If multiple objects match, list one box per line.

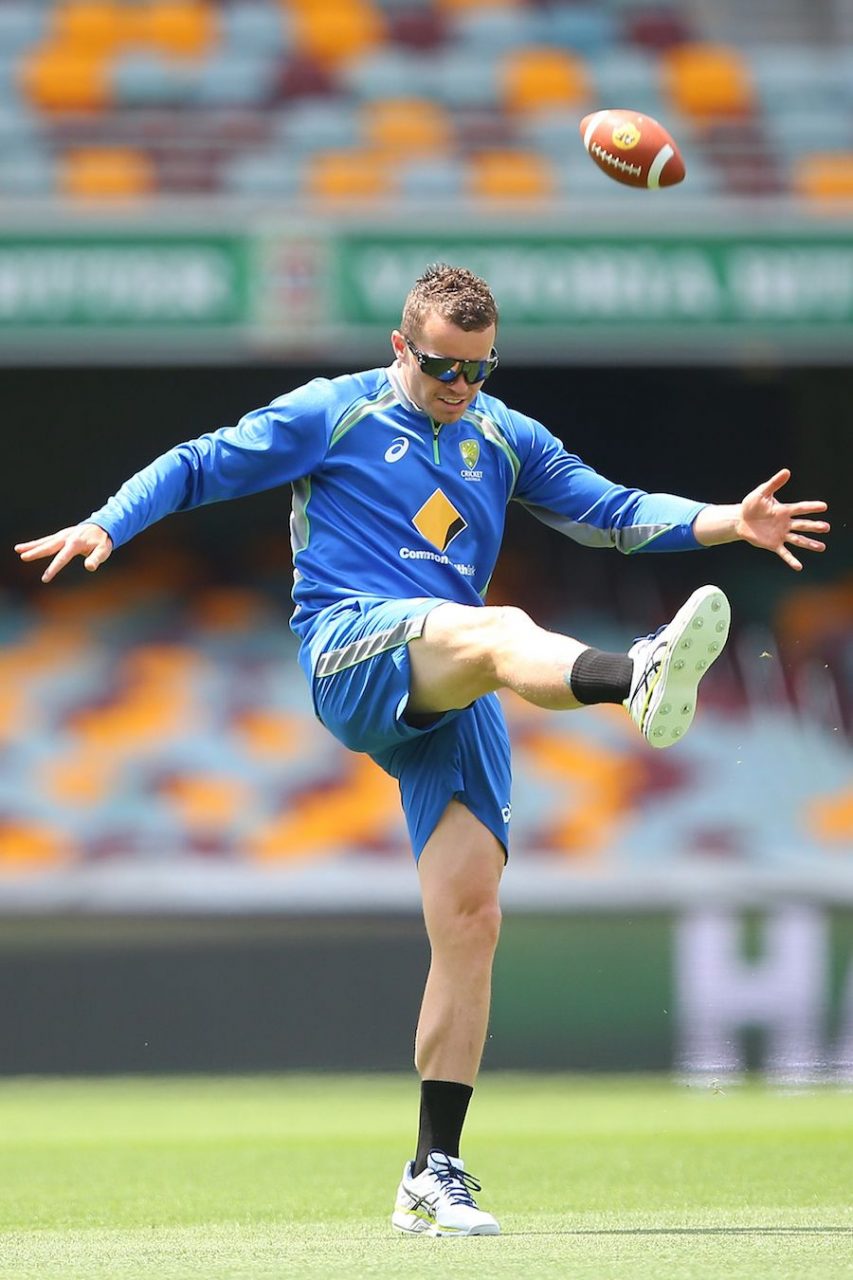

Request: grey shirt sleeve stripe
left=519, top=502, right=672, bottom=552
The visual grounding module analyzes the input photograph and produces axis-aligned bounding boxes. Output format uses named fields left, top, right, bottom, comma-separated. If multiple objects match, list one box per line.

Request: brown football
left=579, top=109, right=686, bottom=189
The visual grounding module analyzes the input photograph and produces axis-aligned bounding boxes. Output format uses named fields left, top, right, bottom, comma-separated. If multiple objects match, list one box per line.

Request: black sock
left=569, top=647, right=633, bottom=705
left=413, top=1080, right=473, bottom=1175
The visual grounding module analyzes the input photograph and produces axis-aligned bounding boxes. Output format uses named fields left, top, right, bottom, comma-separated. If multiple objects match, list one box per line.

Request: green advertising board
left=0, top=234, right=250, bottom=328
left=491, top=907, right=853, bottom=1074
left=332, top=228, right=853, bottom=345
left=2, top=217, right=853, bottom=361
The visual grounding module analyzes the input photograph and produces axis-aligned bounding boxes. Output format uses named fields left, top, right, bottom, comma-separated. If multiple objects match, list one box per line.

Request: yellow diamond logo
left=412, top=488, right=467, bottom=553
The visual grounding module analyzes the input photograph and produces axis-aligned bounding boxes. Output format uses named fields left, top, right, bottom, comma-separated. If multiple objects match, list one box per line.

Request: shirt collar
left=386, top=362, right=422, bottom=415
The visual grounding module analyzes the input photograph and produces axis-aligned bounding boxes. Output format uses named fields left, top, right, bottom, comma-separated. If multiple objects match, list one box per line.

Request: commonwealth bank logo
left=412, top=488, right=467, bottom=553
left=459, top=439, right=480, bottom=470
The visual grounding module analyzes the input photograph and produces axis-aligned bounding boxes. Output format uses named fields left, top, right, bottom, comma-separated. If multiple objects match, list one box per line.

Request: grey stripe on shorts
left=315, top=614, right=429, bottom=678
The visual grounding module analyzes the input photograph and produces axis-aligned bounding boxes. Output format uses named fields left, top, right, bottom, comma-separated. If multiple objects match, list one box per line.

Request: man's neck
left=387, top=362, right=425, bottom=416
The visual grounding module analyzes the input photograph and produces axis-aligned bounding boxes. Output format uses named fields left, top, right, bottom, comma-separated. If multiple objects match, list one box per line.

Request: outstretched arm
left=15, top=381, right=336, bottom=585
left=692, top=468, right=830, bottom=571
left=15, top=523, right=113, bottom=583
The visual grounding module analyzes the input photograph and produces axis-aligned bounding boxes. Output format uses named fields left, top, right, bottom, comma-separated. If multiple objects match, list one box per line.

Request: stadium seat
left=589, top=46, right=666, bottom=117
left=161, top=772, right=251, bottom=830
left=624, top=5, right=694, bottom=50
left=233, top=707, right=302, bottom=758
left=0, top=4, right=47, bottom=54
left=397, top=154, right=465, bottom=198
left=141, top=1, right=218, bottom=57
left=305, top=147, right=395, bottom=199
left=467, top=147, right=556, bottom=200
left=501, top=47, right=591, bottom=116
left=289, top=0, right=385, bottom=68
left=446, top=4, right=541, bottom=53
left=422, top=49, right=502, bottom=109
left=274, top=51, right=337, bottom=99
left=0, top=820, right=74, bottom=866
left=544, top=4, right=620, bottom=56
left=50, top=1, right=129, bottom=53
left=662, top=43, right=755, bottom=119
left=748, top=47, right=848, bottom=113
left=270, top=98, right=361, bottom=153
left=793, top=152, right=853, bottom=202
left=220, top=1, right=292, bottom=53
left=189, top=52, right=280, bottom=106
left=385, top=5, right=448, bottom=50
left=763, top=107, right=853, bottom=160
left=221, top=149, right=302, bottom=195
left=339, top=46, right=428, bottom=100
left=19, top=46, right=111, bottom=112
left=517, top=106, right=586, bottom=159
left=60, top=145, right=156, bottom=197
left=360, top=97, right=454, bottom=156
left=41, top=751, right=117, bottom=808
left=0, top=150, right=55, bottom=196
left=454, top=104, right=513, bottom=150
left=247, top=753, right=400, bottom=863
left=112, top=51, right=196, bottom=106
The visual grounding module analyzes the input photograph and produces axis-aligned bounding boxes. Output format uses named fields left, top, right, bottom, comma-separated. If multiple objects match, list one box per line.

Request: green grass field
left=1, top=1074, right=851, bottom=1279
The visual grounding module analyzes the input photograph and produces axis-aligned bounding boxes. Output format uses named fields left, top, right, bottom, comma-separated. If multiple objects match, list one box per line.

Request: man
left=16, top=265, right=829, bottom=1237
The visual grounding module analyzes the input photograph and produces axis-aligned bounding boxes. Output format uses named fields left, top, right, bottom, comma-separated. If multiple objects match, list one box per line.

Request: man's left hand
left=737, top=468, right=830, bottom=571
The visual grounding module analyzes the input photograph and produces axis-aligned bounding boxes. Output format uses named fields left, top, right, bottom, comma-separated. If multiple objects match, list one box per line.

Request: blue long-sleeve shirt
left=88, top=365, right=706, bottom=655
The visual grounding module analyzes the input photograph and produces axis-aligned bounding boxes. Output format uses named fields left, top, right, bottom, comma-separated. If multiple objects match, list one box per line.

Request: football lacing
left=590, top=142, right=643, bottom=178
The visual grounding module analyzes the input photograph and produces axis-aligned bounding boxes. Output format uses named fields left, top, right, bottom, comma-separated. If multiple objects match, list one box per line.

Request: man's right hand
left=14, top=523, right=113, bottom=583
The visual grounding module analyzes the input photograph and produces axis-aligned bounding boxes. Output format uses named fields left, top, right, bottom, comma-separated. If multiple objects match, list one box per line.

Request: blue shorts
left=302, top=597, right=512, bottom=860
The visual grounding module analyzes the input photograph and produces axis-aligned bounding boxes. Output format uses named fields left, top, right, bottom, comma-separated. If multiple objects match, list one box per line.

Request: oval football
left=579, top=109, right=686, bottom=189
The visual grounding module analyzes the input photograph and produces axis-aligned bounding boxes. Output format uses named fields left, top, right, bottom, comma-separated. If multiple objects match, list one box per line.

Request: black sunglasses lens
left=431, top=358, right=496, bottom=385
left=425, top=357, right=463, bottom=382
left=408, top=338, right=498, bottom=385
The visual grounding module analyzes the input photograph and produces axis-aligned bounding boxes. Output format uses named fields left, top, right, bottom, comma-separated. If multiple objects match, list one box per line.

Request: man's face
left=392, top=313, right=497, bottom=425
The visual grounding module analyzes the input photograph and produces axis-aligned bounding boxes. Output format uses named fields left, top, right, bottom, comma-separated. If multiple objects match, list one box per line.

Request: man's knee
left=430, top=893, right=503, bottom=958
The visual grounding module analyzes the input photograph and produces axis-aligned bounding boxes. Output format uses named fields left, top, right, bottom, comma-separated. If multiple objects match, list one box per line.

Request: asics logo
left=384, top=437, right=409, bottom=463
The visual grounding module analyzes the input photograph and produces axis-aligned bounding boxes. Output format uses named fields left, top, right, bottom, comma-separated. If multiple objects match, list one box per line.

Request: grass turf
left=0, top=1074, right=851, bottom=1279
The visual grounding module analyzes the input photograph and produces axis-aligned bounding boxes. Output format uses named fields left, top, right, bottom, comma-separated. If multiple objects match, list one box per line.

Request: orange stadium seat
left=305, top=147, right=395, bottom=199
left=42, top=752, right=117, bottom=807
left=501, top=47, right=591, bottom=116
left=162, top=773, right=252, bottom=830
left=235, top=710, right=302, bottom=759
left=60, top=146, right=156, bottom=198
left=50, top=0, right=130, bottom=52
left=662, top=43, right=755, bottom=119
left=0, top=821, right=75, bottom=868
left=289, top=0, right=385, bottom=67
left=793, top=152, right=853, bottom=202
left=467, top=147, right=556, bottom=200
left=19, top=45, right=111, bottom=112
left=361, top=97, right=454, bottom=156
left=142, top=0, right=217, bottom=57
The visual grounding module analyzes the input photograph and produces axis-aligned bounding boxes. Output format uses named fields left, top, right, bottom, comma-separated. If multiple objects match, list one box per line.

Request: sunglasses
left=404, top=335, right=499, bottom=385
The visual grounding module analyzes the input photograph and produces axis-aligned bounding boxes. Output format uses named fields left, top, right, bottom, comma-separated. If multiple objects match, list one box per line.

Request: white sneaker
left=391, top=1150, right=500, bottom=1237
left=625, top=585, right=730, bottom=749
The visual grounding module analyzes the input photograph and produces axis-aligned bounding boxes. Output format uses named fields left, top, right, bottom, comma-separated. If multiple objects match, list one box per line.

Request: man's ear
left=390, top=329, right=407, bottom=361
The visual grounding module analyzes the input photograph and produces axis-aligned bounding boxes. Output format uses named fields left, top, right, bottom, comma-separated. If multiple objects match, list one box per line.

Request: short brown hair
left=401, top=264, right=498, bottom=339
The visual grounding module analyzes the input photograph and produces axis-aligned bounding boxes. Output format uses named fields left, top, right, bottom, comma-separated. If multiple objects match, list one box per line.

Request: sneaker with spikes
left=391, top=1149, right=500, bottom=1237
left=625, top=584, right=730, bottom=749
